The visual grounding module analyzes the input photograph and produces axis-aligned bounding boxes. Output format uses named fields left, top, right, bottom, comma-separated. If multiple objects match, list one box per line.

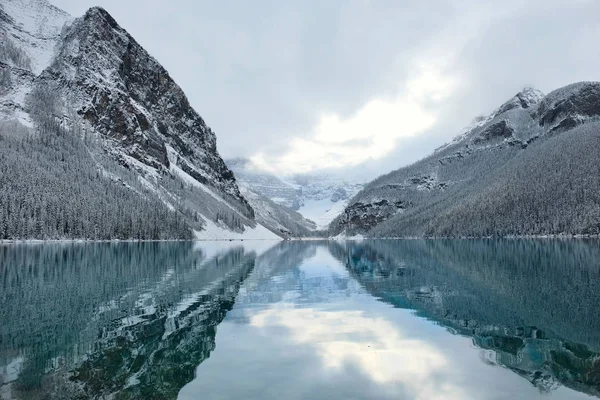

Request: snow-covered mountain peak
left=0, top=0, right=72, bottom=74
left=537, top=81, right=599, bottom=108
left=227, top=158, right=364, bottom=229
left=2, top=0, right=70, bottom=38
left=518, top=86, right=544, bottom=104
left=493, top=86, right=544, bottom=117
left=435, top=86, right=545, bottom=154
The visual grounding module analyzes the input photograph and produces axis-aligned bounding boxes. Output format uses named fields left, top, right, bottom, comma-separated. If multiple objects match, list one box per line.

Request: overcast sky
left=52, top=0, right=600, bottom=180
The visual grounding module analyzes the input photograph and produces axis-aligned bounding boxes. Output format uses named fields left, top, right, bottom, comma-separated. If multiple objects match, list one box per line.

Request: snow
left=137, top=176, right=176, bottom=211
left=1, top=0, right=73, bottom=74
left=171, top=163, right=230, bottom=207
left=434, top=115, right=492, bottom=153
left=435, top=86, right=545, bottom=153
left=194, top=218, right=281, bottom=241
left=228, top=158, right=364, bottom=228
left=297, top=197, right=350, bottom=229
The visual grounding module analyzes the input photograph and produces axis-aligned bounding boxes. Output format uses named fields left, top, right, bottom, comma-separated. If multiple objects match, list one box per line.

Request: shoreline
left=1, top=234, right=600, bottom=244
left=0, top=238, right=283, bottom=245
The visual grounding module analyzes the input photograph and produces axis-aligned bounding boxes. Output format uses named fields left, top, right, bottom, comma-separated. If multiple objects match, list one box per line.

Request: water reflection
left=0, top=242, right=260, bottom=399
left=333, top=239, right=600, bottom=397
left=1, top=240, right=600, bottom=399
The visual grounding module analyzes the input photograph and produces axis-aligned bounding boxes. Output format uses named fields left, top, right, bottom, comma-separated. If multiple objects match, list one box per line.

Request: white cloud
left=251, top=61, right=458, bottom=175
left=250, top=306, right=466, bottom=399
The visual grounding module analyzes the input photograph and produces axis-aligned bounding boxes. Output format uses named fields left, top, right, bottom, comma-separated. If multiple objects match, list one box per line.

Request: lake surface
left=1, top=240, right=599, bottom=399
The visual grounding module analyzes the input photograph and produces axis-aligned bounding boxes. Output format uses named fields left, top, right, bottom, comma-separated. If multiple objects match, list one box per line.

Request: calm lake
left=1, top=240, right=599, bottom=399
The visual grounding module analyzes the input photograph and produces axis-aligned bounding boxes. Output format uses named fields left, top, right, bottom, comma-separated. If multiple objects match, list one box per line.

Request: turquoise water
left=1, top=240, right=599, bottom=399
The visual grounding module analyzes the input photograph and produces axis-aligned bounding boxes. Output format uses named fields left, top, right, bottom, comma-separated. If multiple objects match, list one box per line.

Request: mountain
left=227, top=158, right=363, bottom=230
left=0, top=0, right=72, bottom=74
left=227, top=158, right=301, bottom=209
left=236, top=186, right=317, bottom=238
left=288, top=174, right=364, bottom=229
left=225, top=158, right=317, bottom=237
left=0, top=1, right=279, bottom=240
left=331, top=83, right=600, bottom=238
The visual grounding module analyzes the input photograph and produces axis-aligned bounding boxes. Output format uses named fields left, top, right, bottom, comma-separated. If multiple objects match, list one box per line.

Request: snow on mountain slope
left=227, top=158, right=364, bottom=230
left=193, top=218, right=280, bottom=241
left=225, top=160, right=317, bottom=237
left=294, top=197, right=350, bottom=230
left=434, top=86, right=545, bottom=154
left=0, top=0, right=72, bottom=74
left=286, top=174, right=363, bottom=229
left=238, top=184, right=317, bottom=237
left=0, top=0, right=72, bottom=125
left=0, top=62, right=35, bottom=124
left=332, top=83, right=600, bottom=238
left=227, top=158, right=300, bottom=209
left=0, top=1, right=281, bottom=240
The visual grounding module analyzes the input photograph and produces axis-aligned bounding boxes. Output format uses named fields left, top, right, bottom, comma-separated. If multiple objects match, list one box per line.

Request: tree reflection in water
left=1, top=239, right=599, bottom=399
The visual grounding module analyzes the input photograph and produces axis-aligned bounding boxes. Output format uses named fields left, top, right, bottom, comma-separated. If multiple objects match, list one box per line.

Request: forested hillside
left=0, top=119, right=192, bottom=240
left=331, top=84, right=600, bottom=238
left=0, top=0, right=281, bottom=240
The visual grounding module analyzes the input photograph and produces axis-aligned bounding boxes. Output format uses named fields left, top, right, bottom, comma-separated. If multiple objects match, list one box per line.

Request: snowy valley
left=227, top=158, right=364, bottom=230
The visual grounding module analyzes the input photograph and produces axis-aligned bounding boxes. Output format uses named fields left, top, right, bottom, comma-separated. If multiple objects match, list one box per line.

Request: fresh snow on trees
left=332, top=83, right=600, bottom=238
left=0, top=0, right=282, bottom=240
left=0, top=120, right=192, bottom=240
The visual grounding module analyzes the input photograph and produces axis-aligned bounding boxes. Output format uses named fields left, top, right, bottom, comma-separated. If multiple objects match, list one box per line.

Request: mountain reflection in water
left=0, top=239, right=599, bottom=399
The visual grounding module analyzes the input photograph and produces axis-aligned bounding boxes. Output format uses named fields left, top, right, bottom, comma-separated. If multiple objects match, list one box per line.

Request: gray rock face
left=494, top=86, right=544, bottom=116
left=36, top=7, right=251, bottom=216
left=535, top=82, right=600, bottom=132
left=337, top=200, right=405, bottom=233
left=332, top=82, right=600, bottom=237
left=474, top=120, right=514, bottom=144
left=0, top=1, right=271, bottom=239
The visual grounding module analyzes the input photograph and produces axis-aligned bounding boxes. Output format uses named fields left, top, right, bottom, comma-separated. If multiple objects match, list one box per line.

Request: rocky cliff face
left=39, top=6, right=252, bottom=217
left=332, top=82, right=600, bottom=237
left=0, top=1, right=273, bottom=239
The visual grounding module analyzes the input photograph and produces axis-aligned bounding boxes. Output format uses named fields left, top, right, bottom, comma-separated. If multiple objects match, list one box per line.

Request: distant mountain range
left=331, top=84, right=600, bottom=237
left=227, top=158, right=363, bottom=230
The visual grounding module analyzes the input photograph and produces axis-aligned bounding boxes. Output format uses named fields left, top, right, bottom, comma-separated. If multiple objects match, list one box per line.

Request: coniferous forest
left=0, top=118, right=193, bottom=240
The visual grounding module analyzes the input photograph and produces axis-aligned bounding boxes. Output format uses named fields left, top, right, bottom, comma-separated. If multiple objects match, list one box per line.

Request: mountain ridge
left=331, top=82, right=600, bottom=238
left=0, top=0, right=280, bottom=240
